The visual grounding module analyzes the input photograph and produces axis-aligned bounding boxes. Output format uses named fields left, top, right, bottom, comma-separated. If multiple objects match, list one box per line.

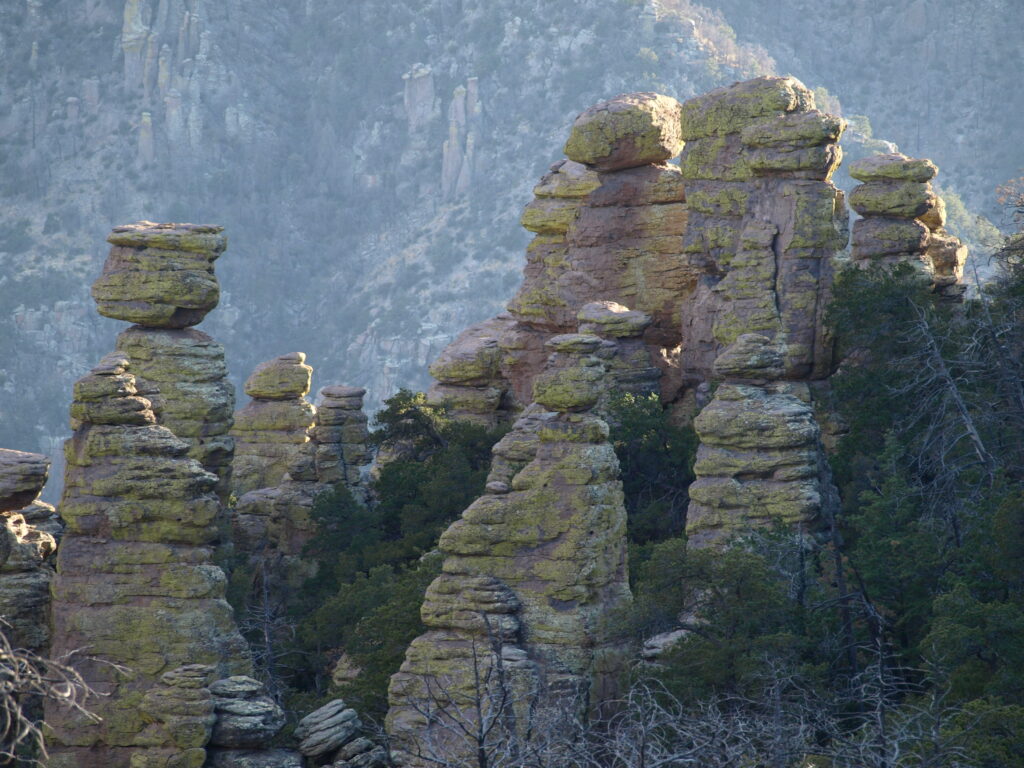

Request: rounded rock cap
left=849, top=153, right=937, bottom=184
left=321, top=385, right=366, bottom=400
left=713, top=334, right=785, bottom=381
left=244, top=353, right=312, bottom=400
left=564, top=92, right=683, bottom=171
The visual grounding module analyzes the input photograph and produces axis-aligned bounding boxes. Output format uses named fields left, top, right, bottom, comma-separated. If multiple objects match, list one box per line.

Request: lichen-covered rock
left=233, top=383, right=372, bottom=600
left=209, top=675, right=287, bottom=750
left=115, top=325, right=236, bottom=502
left=388, top=340, right=631, bottom=766
left=45, top=353, right=251, bottom=768
left=244, top=352, right=313, bottom=400
left=231, top=354, right=316, bottom=496
left=848, top=154, right=968, bottom=297
left=92, top=222, right=226, bottom=329
left=0, top=448, right=50, bottom=513
left=686, top=336, right=833, bottom=547
left=205, top=749, right=303, bottom=768
left=295, top=699, right=362, bottom=759
left=677, top=76, right=847, bottom=385
left=849, top=152, right=937, bottom=183
left=563, top=92, right=683, bottom=171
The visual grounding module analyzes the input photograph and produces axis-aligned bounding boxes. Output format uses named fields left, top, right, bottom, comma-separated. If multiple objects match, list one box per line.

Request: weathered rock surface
left=849, top=152, right=968, bottom=297
left=233, top=384, right=371, bottom=597
left=231, top=353, right=316, bottom=496
left=0, top=448, right=56, bottom=653
left=389, top=336, right=631, bottom=766
left=94, top=222, right=237, bottom=502
left=45, top=353, right=251, bottom=768
left=0, top=448, right=50, bottom=513
left=686, top=335, right=832, bottom=546
left=115, top=325, right=236, bottom=500
left=563, top=92, right=684, bottom=171
left=677, top=76, right=848, bottom=385
left=209, top=675, right=286, bottom=749
left=92, top=222, right=226, bottom=329
left=295, top=698, right=362, bottom=759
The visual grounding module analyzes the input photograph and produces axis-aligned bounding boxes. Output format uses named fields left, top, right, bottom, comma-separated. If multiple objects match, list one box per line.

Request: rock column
left=46, top=353, right=251, bottom=768
left=387, top=334, right=632, bottom=765
left=230, top=353, right=316, bottom=497
left=849, top=152, right=968, bottom=298
left=92, top=221, right=236, bottom=501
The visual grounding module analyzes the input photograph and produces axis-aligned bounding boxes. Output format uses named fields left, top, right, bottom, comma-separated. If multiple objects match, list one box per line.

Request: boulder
left=295, top=699, right=362, bottom=758
left=92, top=221, right=226, bottom=328
left=563, top=92, right=683, bottom=171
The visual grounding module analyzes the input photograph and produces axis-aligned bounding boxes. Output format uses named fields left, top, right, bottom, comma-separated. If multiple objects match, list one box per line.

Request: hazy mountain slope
left=0, top=0, right=774, bottom=496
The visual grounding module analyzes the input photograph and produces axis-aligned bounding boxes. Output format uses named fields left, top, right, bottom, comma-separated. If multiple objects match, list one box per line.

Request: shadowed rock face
left=0, top=448, right=57, bottom=652
left=388, top=335, right=632, bottom=766
left=45, top=353, right=252, bottom=768
left=230, top=353, right=316, bottom=497
left=232, top=383, right=371, bottom=598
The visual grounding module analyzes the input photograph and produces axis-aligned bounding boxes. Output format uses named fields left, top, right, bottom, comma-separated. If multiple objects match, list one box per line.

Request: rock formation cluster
left=233, top=382, right=371, bottom=594
left=0, top=449, right=58, bottom=653
left=388, top=333, right=632, bottom=765
left=44, top=223, right=301, bottom=767
left=849, top=152, right=968, bottom=298
left=94, top=221, right=236, bottom=502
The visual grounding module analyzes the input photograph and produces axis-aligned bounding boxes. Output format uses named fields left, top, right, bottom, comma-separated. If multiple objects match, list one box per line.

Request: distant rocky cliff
left=8, top=0, right=1006, bottom=502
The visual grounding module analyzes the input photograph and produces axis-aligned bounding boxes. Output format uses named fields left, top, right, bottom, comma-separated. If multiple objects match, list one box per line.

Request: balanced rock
left=231, top=353, right=316, bottom=496
left=0, top=448, right=50, bottom=513
left=849, top=153, right=968, bottom=297
left=564, top=92, right=683, bottom=171
left=233, top=383, right=371, bottom=599
left=46, top=353, right=251, bottom=768
left=677, top=75, right=847, bottom=384
left=92, top=221, right=226, bottom=328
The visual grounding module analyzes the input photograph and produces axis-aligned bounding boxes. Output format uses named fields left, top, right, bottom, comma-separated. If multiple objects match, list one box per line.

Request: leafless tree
left=0, top=623, right=99, bottom=765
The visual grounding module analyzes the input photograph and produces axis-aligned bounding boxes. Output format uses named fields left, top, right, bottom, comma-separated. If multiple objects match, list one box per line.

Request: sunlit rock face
left=387, top=335, right=632, bottom=767
left=848, top=152, right=968, bottom=299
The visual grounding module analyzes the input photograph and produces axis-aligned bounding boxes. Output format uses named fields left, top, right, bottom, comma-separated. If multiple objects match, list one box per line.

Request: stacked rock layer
left=233, top=384, right=372, bottom=596
left=230, top=352, right=316, bottom=497
left=388, top=334, right=632, bottom=766
left=93, top=221, right=236, bottom=501
left=849, top=152, right=968, bottom=298
left=0, top=448, right=58, bottom=653
left=46, top=353, right=252, bottom=768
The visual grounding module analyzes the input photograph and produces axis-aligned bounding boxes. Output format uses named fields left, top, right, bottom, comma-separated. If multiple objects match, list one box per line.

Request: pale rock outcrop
left=46, top=353, right=251, bottom=768
left=0, top=448, right=57, bottom=652
left=686, top=334, right=831, bottom=546
left=93, top=222, right=236, bottom=502
left=231, top=353, right=316, bottom=496
left=388, top=335, right=632, bottom=766
left=849, top=152, right=968, bottom=298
